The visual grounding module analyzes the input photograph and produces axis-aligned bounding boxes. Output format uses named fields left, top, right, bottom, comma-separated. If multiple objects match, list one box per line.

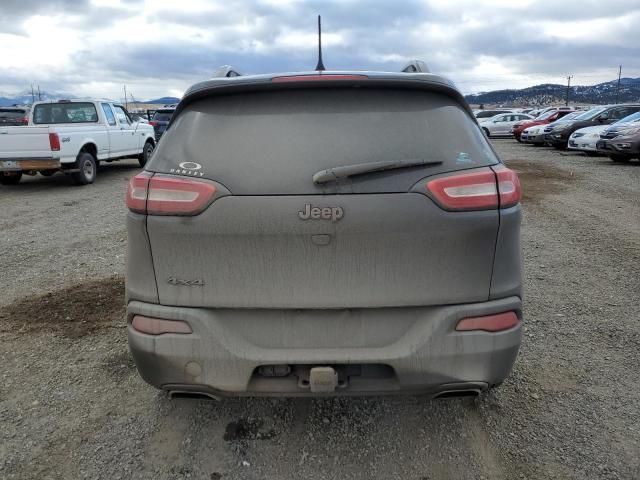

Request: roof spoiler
left=401, top=60, right=430, bottom=74
left=212, top=65, right=243, bottom=78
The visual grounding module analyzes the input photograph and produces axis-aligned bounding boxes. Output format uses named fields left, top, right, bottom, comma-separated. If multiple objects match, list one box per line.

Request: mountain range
left=464, top=77, right=640, bottom=106
left=0, top=91, right=180, bottom=107
left=3, top=78, right=639, bottom=108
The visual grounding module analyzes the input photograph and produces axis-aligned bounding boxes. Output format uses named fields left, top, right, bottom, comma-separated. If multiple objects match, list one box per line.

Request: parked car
left=595, top=111, right=640, bottom=162
left=0, top=100, right=155, bottom=185
left=479, top=113, right=533, bottom=137
left=547, top=104, right=640, bottom=149
left=0, top=106, right=30, bottom=126
left=512, top=109, right=576, bottom=142
left=126, top=65, right=523, bottom=399
left=520, top=124, right=547, bottom=145
left=567, top=125, right=609, bottom=155
left=474, top=108, right=515, bottom=120
left=149, top=107, right=175, bottom=140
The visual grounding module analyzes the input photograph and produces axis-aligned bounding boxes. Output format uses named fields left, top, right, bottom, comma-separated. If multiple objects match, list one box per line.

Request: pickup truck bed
left=0, top=126, right=60, bottom=173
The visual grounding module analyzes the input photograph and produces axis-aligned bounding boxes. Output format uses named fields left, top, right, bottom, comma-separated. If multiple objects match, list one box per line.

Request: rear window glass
left=152, top=111, right=174, bottom=122
left=0, top=109, right=26, bottom=119
left=33, top=102, right=98, bottom=124
left=150, top=89, right=498, bottom=195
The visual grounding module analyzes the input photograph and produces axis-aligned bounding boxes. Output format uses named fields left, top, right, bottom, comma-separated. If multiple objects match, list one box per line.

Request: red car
left=512, top=109, right=576, bottom=142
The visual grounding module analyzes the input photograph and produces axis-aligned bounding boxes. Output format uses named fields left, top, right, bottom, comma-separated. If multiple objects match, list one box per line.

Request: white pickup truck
left=0, top=100, right=156, bottom=185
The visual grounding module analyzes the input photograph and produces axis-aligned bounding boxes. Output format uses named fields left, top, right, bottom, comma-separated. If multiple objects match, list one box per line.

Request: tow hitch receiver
left=309, top=366, right=338, bottom=393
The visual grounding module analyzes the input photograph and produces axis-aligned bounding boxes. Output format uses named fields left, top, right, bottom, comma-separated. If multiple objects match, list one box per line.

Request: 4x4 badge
left=298, top=204, right=344, bottom=222
left=167, top=277, right=205, bottom=286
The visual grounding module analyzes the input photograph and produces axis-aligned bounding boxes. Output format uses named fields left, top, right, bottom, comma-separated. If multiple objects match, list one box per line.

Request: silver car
left=480, top=113, right=534, bottom=137
left=125, top=67, right=523, bottom=399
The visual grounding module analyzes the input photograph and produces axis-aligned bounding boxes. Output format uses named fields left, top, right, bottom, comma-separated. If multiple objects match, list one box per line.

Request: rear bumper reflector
left=131, top=315, right=192, bottom=335
left=455, top=311, right=519, bottom=332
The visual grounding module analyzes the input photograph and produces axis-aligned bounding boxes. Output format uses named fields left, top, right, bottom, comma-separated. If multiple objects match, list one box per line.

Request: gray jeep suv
left=126, top=67, right=523, bottom=399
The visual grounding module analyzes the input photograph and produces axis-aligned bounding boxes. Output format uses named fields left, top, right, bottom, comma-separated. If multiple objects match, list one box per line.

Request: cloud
left=0, top=0, right=638, bottom=99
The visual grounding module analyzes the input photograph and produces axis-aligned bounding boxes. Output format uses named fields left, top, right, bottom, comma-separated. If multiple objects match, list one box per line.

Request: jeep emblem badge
left=298, top=204, right=344, bottom=222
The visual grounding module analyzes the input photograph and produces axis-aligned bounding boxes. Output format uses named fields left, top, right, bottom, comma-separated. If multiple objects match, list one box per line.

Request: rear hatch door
left=146, top=86, right=501, bottom=308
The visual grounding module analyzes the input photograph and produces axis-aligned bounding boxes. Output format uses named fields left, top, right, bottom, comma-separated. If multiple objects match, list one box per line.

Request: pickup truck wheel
left=138, top=141, right=154, bottom=168
left=0, top=172, right=22, bottom=185
left=71, top=152, right=97, bottom=185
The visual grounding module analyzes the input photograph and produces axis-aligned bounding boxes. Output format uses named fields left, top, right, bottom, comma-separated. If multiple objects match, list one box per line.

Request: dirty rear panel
left=145, top=86, right=501, bottom=309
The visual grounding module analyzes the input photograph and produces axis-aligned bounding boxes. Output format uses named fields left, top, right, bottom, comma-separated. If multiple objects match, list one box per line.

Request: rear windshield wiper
left=312, top=159, right=443, bottom=184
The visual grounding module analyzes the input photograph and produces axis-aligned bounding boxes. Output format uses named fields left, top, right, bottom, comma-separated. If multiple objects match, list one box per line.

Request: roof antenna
left=315, top=15, right=326, bottom=71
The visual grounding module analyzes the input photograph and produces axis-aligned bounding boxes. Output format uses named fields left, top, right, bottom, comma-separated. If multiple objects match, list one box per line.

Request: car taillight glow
left=49, top=133, right=60, bottom=151
left=149, top=121, right=159, bottom=127
left=126, top=172, right=216, bottom=216
left=455, top=311, right=519, bottom=332
left=426, top=166, right=521, bottom=211
left=272, top=74, right=369, bottom=83
left=19, top=117, right=28, bottom=124
left=131, top=315, right=192, bottom=335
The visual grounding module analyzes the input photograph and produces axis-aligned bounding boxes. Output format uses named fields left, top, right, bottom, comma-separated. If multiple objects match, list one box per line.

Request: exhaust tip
left=168, top=390, right=219, bottom=401
left=433, top=389, right=481, bottom=400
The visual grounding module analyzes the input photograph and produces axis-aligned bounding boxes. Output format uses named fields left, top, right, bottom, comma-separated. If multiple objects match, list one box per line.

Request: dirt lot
left=1, top=144, right=639, bottom=480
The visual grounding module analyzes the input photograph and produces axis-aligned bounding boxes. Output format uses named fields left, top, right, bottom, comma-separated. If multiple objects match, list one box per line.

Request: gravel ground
left=0, top=144, right=639, bottom=479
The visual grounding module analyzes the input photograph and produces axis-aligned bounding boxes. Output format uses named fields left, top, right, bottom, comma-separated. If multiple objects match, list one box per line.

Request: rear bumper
left=127, top=296, right=522, bottom=396
left=0, top=158, right=60, bottom=172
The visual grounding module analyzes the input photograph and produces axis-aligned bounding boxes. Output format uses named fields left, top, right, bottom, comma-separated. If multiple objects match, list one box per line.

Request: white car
left=567, top=125, right=608, bottom=155
left=520, top=125, right=546, bottom=144
left=479, top=113, right=534, bottom=137
left=0, top=100, right=156, bottom=185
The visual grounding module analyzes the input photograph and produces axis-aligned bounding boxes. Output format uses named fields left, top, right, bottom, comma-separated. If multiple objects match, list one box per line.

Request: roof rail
left=212, top=65, right=243, bottom=78
left=401, top=60, right=430, bottom=74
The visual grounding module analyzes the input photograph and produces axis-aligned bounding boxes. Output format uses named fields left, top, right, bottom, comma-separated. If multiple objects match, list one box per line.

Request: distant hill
left=0, top=90, right=81, bottom=106
left=144, top=96, right=180, bottom=105
left=464, top=77, right=640, bottom=106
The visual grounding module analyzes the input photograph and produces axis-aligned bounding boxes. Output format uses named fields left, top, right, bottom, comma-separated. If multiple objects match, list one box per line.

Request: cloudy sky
left=1, top=0, right=639, bottom=100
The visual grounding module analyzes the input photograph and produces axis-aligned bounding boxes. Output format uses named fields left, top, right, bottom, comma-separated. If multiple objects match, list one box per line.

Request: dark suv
left=149, top=107, right=176, bottom=140
left=547, top=104, right=640, bottom=149
left=126, top=66, right=523, bottom=399
left=0, top=106, right=30, bottom=126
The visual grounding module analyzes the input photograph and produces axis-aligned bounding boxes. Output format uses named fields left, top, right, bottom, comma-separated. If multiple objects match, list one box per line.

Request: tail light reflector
left=455, top=311, right=519, bottom=332
left=494, top=166, right=521, bottom=208
left=426, top=166, right=520, bottom=211
left=427, top=168, right=498, bottom=210
left=126, top=172, right=216, bottom=216
left=272, top=74, right=369, bottom=83
left=49, top=133, right=60, bottom=151
left=19, top=117, right=28, bottom=125
left=131, top=315, right=192, bottom=335
left=149, top=121, right=159, bottom=127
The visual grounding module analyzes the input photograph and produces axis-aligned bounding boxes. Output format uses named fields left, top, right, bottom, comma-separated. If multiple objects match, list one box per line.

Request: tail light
left=131, top=315, right=192, bottom=335
left=425, top=166, right=520, bottom=211
left=49, top=133, right=60, bottom=151
left=455, top=311, right=519, bottom=332
left=19, top=117, right=28, bottom=125
left=272, top=74, right=369, bottom=83
left=126, top=172, right=216, bottom=216
left=149, top=121, right=159, bottom=127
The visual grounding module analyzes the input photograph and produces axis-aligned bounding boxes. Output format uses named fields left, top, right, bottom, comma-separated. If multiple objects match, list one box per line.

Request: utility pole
left=615, top=65, right=622, bottom=104
left=37, top=85, right=41, bottom=101
left=565, top=75, right=573, bottom=106
left=123, top=84, right=128, bottom=110
left=31, top=84, right=35, bottom=104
